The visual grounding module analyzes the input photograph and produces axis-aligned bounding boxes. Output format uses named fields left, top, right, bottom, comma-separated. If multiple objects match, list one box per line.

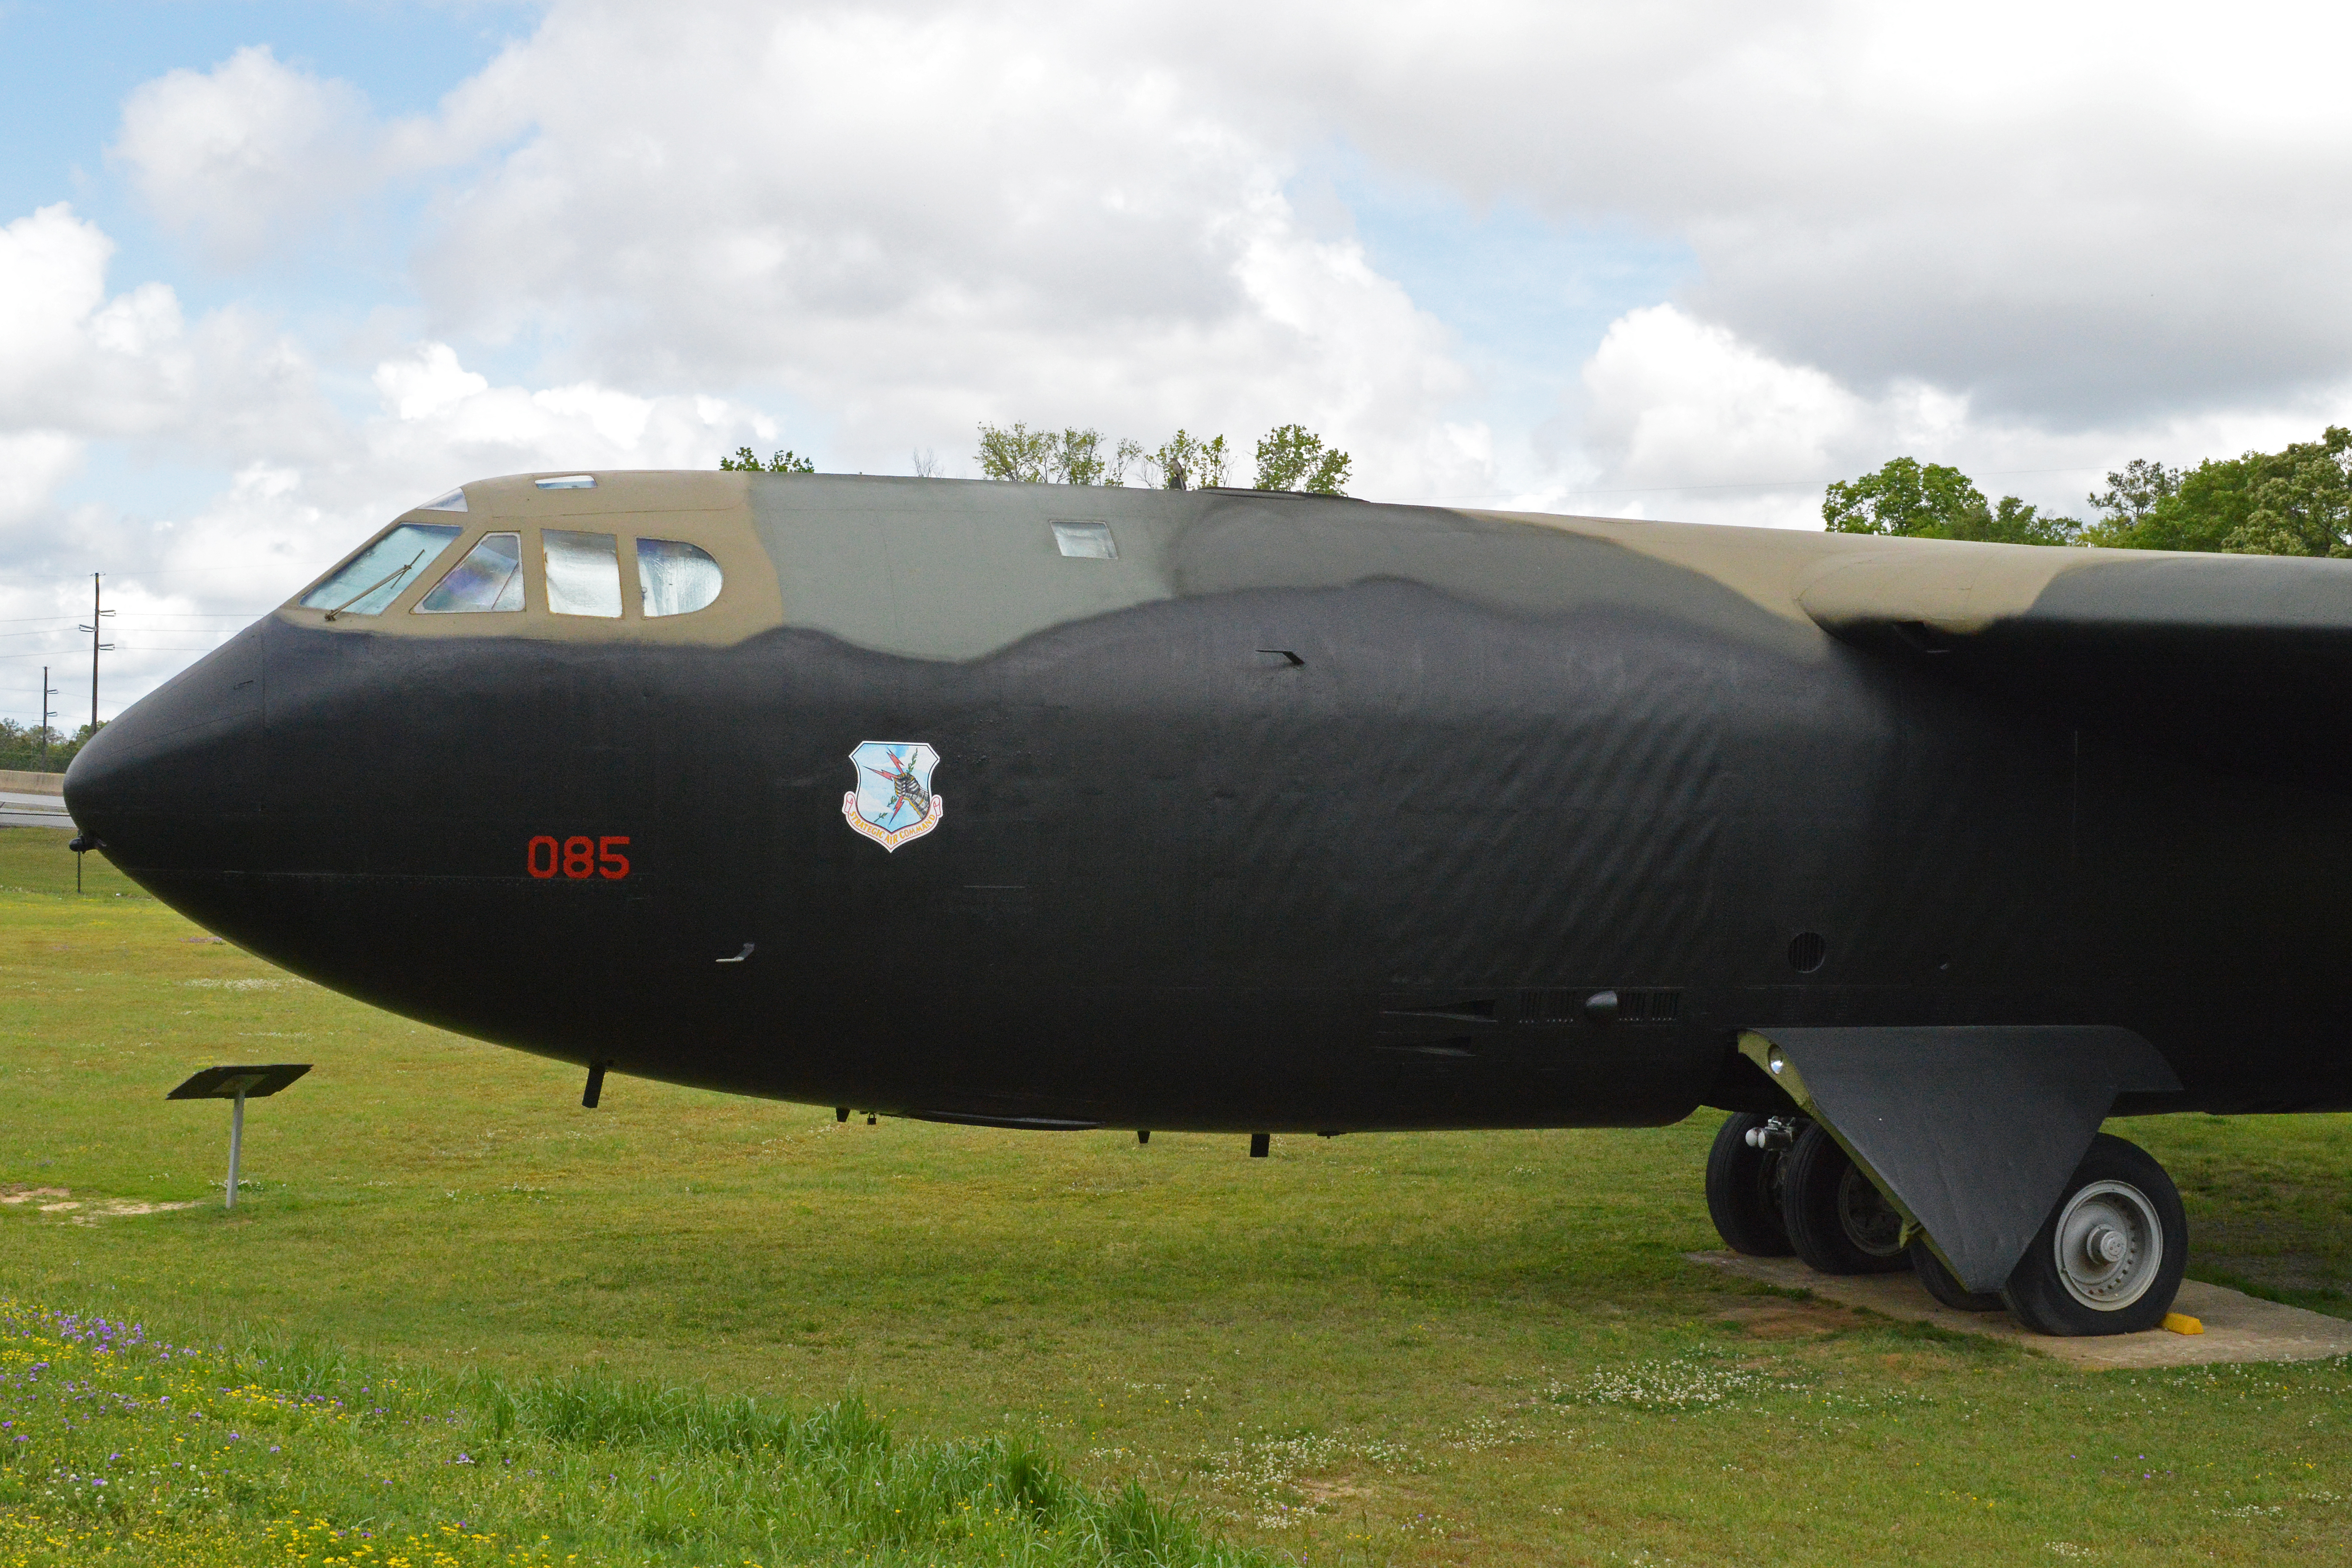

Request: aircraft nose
left=64, top=620, right=269, bottom=886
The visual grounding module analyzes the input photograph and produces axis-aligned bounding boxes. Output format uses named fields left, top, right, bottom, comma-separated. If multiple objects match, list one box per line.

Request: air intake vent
left=1788, top=932, right=1827, bottom=973
left=1522, top=989, right=1582, bottom=1024
left=1520, top=988, right=1683, bottom=1025
left=1612, top=988, right=1683, bottom=1024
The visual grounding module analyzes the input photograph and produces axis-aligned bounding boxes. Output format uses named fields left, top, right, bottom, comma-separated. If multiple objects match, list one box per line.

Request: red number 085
left=527, top=835, right=630, bottom=880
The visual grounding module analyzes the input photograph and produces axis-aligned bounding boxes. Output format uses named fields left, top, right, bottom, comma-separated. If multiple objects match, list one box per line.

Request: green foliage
left=975, top=423, right=1271, bottom=491
left=974, top=421, right=1055, bottom=482
left=2086, top=427, right=2352, bottom=556
left=973, top=424, right=1145, bottom=486
left=719, top=446, right=816, bottom=474
left=1251, top=425, right=1352, bottom=495
left=0, top=719, right=99, bottom=774
left=1146, top=430, right=1229, bottom=491
left=2082, top=457, right=2181, bottom=537
left=971, top=421, right=1359, bottom=493
left=1823, top=457, right=2082, bottom=545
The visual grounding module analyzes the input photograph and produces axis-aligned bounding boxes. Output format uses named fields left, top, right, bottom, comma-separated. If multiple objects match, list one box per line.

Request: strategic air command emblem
left=843, top=741, right=944, bottom=851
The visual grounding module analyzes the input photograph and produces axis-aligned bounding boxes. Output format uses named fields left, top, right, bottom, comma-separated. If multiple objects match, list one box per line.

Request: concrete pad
left=1688, top=1250, right=2352, bottom=1369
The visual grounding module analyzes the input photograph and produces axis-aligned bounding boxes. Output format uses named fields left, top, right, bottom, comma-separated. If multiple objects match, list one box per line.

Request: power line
left=79, top=575, right=113, bottom=735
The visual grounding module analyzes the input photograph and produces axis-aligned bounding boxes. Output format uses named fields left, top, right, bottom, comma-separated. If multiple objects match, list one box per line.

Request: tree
left=1053, top=429, right=1109, bottom=486
left=1823, top=457, right=2081, bottom=545
left=1145, top=430, right=1230, bottom=491
left=973, top=421, right=1365, bottom=491
left=2225, top=445, right=2352, bottom=557
left=973, top=424, right=1143, bottom=485
left=1252, top=425, right=1352, bottom=494
left=974, top=422, right=1053, bottom=482
left=0, top=718, right=98, bottom=773
left=2084, top=429, right=2352, bottom=556
left=2083, top=458, right=2180, bottom=536
left=721, top=446, right=815, bottom=474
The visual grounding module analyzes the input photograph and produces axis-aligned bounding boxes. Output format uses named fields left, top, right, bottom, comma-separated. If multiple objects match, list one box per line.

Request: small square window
left=545, top=529, right=622, bottom=617
left=1052, top=521, right=1116, bottom=559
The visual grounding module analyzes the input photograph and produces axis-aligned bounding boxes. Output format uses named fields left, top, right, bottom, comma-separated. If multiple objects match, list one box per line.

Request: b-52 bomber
left=67, top=470, right=2352, bottom=1335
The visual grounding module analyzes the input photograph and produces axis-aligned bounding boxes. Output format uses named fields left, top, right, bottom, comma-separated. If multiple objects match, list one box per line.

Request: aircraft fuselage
left=65, top=473, right=2352, bottom=1132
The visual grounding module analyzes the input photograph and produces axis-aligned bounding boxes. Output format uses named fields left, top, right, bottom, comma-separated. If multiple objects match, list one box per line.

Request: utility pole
left=78, top=572, right=113, bottom=741
left=38, top=666, right=58, bottom=764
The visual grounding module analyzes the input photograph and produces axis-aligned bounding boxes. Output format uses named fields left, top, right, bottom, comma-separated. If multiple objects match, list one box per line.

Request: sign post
left=167, top=1065, right=311, bottom=1210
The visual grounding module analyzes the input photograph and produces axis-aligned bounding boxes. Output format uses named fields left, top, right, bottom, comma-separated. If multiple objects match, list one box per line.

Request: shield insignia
left=843, top=741, right=945, bottom=851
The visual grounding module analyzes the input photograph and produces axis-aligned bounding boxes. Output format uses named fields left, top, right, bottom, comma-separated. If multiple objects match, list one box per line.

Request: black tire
left=1909, top=1240, right=2006, bottom=1311
left=1781, top=1123, right=1909, bottom=1274
left=2001, top=1134, right=2186, bottom=1336
left=1705, top=1114, right=1794, bottom=1256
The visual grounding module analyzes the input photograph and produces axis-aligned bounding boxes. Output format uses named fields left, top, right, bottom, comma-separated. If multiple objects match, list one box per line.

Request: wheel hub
left=2053, top=1180, right=2163, bottom=1311
left=1835, top=1164, right=1905, bottom=1258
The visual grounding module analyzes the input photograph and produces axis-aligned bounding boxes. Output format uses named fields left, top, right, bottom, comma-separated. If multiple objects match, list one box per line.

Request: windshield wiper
left=322, top=550, right=426, bottom=621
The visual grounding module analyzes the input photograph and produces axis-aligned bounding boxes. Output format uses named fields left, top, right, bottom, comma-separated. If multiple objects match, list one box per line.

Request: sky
left=6, top=0, right=2352, bottom=723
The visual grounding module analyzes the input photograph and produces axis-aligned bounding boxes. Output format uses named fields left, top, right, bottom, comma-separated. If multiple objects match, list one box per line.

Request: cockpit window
left=415, top=532, right=524, bottom=613
left=418, top=488, right=468, bottom=512
left=301, top=523, right=463, bottom=618
left=635, top=537, right=724, bottom=617
left=544, top=529, right=622, bottom=617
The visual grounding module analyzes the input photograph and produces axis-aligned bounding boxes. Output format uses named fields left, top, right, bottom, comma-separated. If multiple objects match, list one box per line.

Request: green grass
left=3, top=823, right=2351, bottom=1565
left=0, top=1301, right=1253, bottom=1567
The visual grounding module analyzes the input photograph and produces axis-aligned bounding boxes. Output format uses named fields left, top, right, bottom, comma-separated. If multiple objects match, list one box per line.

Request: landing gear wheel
left=1705, top=1113, right=1794, bottom=1256
left=1781, top=1123, right=1908, bottom=1274
left=2001, top=1134, right=2186, bottom=1336
left=1909, top=1240, right=2005, bottom=1311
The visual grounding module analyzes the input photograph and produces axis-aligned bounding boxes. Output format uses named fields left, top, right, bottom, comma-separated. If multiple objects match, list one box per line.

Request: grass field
left=4, top=823, right=2350, bottom=1565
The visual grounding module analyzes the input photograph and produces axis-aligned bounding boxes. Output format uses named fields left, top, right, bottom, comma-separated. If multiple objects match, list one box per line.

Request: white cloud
left=1195, top=0, right=2352, bottom=424
left=362, top=341, right=762, bottom=481
left=1580, top=307, right=1870, bottom=516
left=0, top=202, right=114, bottom=381
left=374, top=342, right=489, bottom=421
left=111, top=45, right=378, bottom=266
left=98, top=10, right=1495, bottom=499
left=379, top=3, right=1490, bottom=495
left=0, top=433, right=83, bottom=528
left=1565, top=303, right=2352, bottom=529
left=0, top=204, right=189, bottom=437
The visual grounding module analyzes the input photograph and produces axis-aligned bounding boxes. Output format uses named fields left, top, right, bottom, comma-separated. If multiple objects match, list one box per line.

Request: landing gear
left=1705, top=1113, right=1794, bottom=1256
left=2000, top=1134, right=2187, bottom=1336
left=1715, top=1030, right=2192, bottom=1336
left=1909, top=1240, right=2005, bottom=1312
left=1779, top=1123, right=1907, bottom=1275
